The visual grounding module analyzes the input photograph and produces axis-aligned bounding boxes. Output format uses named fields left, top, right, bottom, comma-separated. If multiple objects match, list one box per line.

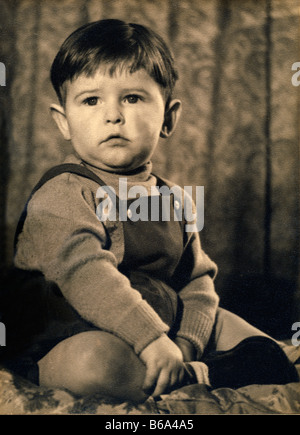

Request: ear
left=50, top=103, right=71, bottom=141
left=160, top=99, right=182, bottom=139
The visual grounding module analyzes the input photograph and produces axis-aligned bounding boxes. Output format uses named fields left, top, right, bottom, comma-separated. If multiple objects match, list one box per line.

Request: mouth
left=101, top=135, right=130, bottom=145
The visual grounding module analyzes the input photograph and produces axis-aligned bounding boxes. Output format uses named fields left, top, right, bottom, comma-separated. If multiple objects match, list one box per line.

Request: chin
left=105, top=159, right=145, bottom=173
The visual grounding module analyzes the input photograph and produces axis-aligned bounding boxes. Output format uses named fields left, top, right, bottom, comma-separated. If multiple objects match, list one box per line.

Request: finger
left=142, top=365, right=158, bottom=395
left=152, top=370, right=170, bottom=398
left=170, top=366, right=185, bottom=389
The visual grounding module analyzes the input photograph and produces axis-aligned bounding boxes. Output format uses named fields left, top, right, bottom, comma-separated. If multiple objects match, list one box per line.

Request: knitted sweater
left=14, top=154, right=219, bottom=356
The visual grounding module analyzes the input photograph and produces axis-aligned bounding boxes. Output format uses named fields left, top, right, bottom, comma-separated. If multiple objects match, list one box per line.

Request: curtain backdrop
left=0, top=0, right=299, bottom=337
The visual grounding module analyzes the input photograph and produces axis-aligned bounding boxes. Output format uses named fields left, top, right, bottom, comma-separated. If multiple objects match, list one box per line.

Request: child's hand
left=139, top=334, right=184, bottom=398
left=174, top=337, right=197, bottom=362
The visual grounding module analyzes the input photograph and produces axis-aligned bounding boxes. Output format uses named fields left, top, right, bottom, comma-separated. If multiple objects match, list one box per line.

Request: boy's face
left=52, top=67, right=180, bottom=172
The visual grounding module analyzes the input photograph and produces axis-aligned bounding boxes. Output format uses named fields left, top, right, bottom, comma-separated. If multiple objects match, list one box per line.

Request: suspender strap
left=14, top=163, right=108, bottom=250
left=29, top=163, right=108, bottom=194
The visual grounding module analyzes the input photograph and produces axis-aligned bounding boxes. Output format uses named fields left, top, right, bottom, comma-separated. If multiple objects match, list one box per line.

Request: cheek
left=67, top=116, right=82, bottom=138
left=132, top=111, right=164, bottom=139
left=69, top=117, right=94, bottom=143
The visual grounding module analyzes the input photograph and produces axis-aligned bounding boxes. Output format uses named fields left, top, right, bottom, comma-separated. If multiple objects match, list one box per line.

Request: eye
left=124, top=94, right=142, bottom=104
left=83, top=97, right=99, bottom=106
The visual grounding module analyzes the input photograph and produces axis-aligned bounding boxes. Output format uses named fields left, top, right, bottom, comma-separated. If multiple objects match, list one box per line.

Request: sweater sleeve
left=14, top=173, right=169, bottom=354
left=169, top=182, right=219, bottom=358
left=174, top=230, right=219, bottom=358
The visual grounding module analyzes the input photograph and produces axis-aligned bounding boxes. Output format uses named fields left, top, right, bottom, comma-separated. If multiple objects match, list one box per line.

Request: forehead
left=64, top=66, right=165, bottom=100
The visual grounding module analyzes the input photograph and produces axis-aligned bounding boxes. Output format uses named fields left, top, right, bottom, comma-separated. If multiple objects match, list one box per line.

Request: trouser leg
left=211, top=307, right=270, bottom=352
left=190, top=308, right=300, bottom=389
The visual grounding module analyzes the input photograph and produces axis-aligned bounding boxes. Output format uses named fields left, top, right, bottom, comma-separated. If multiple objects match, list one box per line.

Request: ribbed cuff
left=176, top=309, right=213, bottom=356
left=186, top=361, right=211, bottom=386
left=114, top=299, right=170, bottom=355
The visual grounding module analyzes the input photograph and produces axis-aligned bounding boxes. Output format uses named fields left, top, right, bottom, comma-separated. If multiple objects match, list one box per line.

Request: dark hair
left=50, top=19, right=178, bottom=105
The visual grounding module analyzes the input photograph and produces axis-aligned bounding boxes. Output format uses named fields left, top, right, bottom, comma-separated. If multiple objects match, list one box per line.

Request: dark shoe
left=202, top=336, right=299, bottom=389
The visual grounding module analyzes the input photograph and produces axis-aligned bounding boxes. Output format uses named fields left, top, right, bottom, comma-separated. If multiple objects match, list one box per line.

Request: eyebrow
left=74, top=87, right=152, bottom=101
left=122, top=88, right=151, bottom=95
left=74, top=89, right=101, bottom=101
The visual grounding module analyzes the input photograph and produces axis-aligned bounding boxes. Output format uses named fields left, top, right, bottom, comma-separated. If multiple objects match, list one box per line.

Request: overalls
left=117, top=177, right=186, bottom=332
left=5, top=164, right=188, bottom=384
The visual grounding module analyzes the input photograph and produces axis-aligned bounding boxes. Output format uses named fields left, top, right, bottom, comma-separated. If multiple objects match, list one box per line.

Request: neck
left=81, top=158, right=151, bottom=177
left=65, top=154, right=156, bottom=195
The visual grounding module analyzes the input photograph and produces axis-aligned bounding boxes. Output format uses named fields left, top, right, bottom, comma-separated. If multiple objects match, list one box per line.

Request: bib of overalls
left=115, top=176, right=185, bottom=330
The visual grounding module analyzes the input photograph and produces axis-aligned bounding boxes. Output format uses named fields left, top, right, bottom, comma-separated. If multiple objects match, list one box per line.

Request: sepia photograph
left=0, top=0, right=299, bottom=417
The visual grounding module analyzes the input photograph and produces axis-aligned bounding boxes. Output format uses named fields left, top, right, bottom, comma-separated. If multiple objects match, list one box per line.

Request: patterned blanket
left=0, top=349, right=299, bottom=415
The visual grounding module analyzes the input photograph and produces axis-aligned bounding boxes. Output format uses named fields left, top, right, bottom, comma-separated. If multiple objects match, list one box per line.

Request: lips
left=101, top=135, right=129, bottom=145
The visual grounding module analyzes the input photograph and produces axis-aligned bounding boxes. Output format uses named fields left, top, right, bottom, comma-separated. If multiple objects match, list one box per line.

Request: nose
left=104, top=103, right=125, bottom=125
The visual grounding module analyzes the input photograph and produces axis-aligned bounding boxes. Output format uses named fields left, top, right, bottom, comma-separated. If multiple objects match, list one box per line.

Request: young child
left=12, top=19, right=298, bottom=402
